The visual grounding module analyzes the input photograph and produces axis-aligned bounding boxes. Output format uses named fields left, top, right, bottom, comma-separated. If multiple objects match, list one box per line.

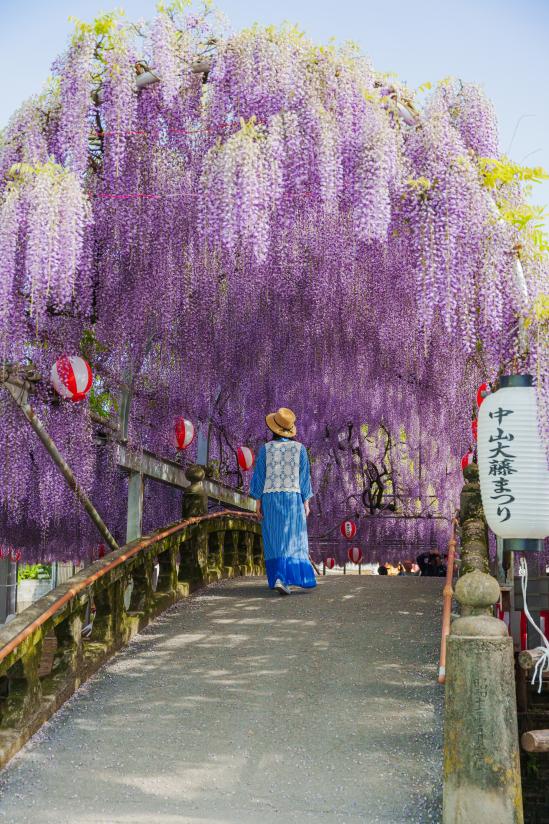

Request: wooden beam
left=518, top=648, right=547, bottom=671
left=116, top=445, right=256, bottom=512
left=521, top=730, right=549, bottom=753
left=116, top=445, right=188, bottom=489
left=203, top=480, right=256, bottom=513
left=135, top=62, right=211, bottom=91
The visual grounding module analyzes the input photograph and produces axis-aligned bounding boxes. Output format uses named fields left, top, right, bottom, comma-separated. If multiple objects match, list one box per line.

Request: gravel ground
left=0, top=576, right=444, bottom=824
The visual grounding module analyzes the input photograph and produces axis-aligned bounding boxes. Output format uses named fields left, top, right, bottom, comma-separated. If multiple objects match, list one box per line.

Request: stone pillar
left=443, top=570, right=523, bottom=824
left=459, top=464, right=490, bottom=576
left=182, top=465, right=208, bottom=519
left=208, top=531, right=224, bottom=578
left=241, top=532, right=254, bottom=574
left=230, top=531, right=241, bottom=574
left=1, top=643, right=42, bottom=729
left=156, top=544, right=179, bottom=594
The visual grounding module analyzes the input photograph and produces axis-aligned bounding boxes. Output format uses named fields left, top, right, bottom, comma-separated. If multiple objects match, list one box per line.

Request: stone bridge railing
left=0, top=468, right=262, bottom=770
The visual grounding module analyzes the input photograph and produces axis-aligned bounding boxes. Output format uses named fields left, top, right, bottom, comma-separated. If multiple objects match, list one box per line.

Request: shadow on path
left=0, top=576, right=444, bottom=824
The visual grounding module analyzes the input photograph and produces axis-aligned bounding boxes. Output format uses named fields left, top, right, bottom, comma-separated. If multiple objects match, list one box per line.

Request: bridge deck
left=0, top=576, right=444, bottom=823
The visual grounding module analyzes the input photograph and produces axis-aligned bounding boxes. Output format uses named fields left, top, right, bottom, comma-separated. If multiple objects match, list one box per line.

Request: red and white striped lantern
left=50, top=355, right=93, bottom=402
left=340, top=519, right=357, bottom=540
left=175, top=417, right=195, bottom=450
left=10, top=549, right=22, bottom=563
left=461, top=451, right=475, bottom=472
left=476, top=382, right=491, bottom=409
left=471, top=419, right=478, bottom=442
left=237, top=446, right=255, bottom=471
left=348, top=546, right=363, bottom=564
left=325, top=557, right=336, bottom=570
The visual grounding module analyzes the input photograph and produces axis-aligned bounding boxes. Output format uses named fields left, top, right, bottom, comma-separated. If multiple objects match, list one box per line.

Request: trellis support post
left=126, top=472, right=144, bottom=543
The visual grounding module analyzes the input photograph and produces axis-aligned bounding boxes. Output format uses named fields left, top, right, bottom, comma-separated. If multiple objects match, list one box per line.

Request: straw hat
left=265, top=407, right=297, bottom=438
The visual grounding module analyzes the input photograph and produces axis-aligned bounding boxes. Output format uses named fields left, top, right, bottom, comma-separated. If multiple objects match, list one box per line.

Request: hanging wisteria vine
left=0, top=4, right=547, bottom=563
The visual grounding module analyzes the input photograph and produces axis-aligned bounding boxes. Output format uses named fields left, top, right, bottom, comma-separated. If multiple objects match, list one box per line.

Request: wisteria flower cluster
left=0, top=3, right=547, bottom=563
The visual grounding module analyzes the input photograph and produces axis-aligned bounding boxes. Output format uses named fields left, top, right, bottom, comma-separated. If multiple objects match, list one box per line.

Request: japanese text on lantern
left=488, top=407, right=516, bottom=523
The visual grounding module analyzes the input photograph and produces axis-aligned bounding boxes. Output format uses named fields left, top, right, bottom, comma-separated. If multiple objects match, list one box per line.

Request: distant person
left=432, top=554, right=447, bottom=577
left=416, top=551, right=431, bottom=576
left=250, top=407, right=316, bottom=596
left=416, top=550, right=442, bottom=577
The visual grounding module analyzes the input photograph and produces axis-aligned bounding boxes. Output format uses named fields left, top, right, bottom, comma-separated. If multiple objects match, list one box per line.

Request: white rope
left=518, top=556, right=549, bottom=693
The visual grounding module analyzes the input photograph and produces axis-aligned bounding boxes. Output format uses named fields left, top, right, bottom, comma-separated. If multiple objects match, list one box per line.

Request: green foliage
left=80, top=328, right=109, bottom=362
left=206, top=459, right=221, bottom=479
left=157, top=0, right=192, bottom=14
left=89, top=384, right=117, bottom=419
left=525, top=752, right=540, bottom=778
left=7, top=159, right=75, bottom=188
left=406, top=176, right=432, bottom=196
left=476, top=156, right=549, bottom=256
left=477, top=156, right=548, bottom=190
left=69, top=9, right=124, bottom=41
left=18, top=563, right=52, bottom=581
left=499, top=202, right=549, bottom=253
left=79, top=329, right=117, bottom=419
left=524, top=292, right=549, bottom=332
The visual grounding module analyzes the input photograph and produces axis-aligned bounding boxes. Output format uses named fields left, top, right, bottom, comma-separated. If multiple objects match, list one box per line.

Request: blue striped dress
left=250, top=438, right=316, bottom=590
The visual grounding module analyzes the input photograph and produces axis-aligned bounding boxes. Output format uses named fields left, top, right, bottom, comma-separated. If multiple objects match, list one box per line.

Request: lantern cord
left=518, top=556, right=549, bottom=694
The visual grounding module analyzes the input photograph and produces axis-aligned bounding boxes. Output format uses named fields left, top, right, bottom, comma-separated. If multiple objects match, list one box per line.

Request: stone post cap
left=185, top=464, right=205, bottom=484
left=462, top=463, right=479, bottom=482
left=451, top=570, right=508, bottom=638
left=454, top=570, right=500, bottom=609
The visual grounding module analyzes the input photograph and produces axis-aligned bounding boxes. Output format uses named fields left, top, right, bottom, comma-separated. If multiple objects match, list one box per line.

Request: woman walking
left=250, top=407, right=316, bottom=596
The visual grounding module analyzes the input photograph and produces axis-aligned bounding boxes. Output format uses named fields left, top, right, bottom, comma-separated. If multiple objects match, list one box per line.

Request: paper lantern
left=325, top=557, right=336, bottom=570
left=175, top=417, right=195, bottom=450
left=237, top=446, right=255, bottom=471
left=340, top=519, right=357, bottom=540
left=348, top=546, right=363, bottom=564
left=471, top=419, right=478, bottom=442
left=461, top=451, right=475, bottom=472
left=477, top=382, right=491, bottom=409
left=477, top=374, right=549, bottom=551
left=50, top=355, right=92, bottom=402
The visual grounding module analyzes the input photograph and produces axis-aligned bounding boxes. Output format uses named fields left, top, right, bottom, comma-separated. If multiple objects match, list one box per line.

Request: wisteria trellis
left=0, top=5, right=548, bottom=562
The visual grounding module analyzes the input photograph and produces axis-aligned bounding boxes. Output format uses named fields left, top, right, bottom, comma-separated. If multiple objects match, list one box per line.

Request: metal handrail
left=438, top=517, right=459, bottom=684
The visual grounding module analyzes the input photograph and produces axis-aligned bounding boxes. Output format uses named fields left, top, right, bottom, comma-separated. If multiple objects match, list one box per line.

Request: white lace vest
left=263, top=440, right=302, bottom=494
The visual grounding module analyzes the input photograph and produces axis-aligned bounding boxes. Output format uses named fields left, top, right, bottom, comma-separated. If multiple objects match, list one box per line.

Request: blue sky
left=2, top=0, right=548, bottom=219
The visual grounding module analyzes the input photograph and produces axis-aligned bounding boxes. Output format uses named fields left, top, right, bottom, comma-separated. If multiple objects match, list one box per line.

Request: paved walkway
left=0, top=576, right=444, bottom=823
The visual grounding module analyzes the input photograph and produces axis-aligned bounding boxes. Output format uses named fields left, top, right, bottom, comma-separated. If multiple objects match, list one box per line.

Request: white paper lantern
left=50, top=355, right=93, bottom=402
left=237, top=446, right=255, bottom=471
left=477, top=375, right=549, bottom=551
left=348, top=546, right=363, bottom=564
left=175, top=418, right=195, bottom=450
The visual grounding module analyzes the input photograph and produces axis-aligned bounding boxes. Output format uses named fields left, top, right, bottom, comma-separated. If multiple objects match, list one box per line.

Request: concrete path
left=0, top=576, right=444, bottom=823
